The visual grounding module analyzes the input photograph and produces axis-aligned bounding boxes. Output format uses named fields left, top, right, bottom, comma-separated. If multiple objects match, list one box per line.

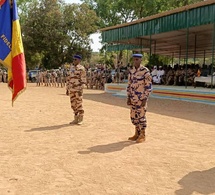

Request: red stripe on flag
left=0, top=0, right=6, bottom=7
left=9, top=53, right=26, bottom=103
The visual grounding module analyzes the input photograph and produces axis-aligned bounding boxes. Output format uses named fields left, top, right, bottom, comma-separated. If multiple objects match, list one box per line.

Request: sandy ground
left=0, top=83, right=215, bottom=195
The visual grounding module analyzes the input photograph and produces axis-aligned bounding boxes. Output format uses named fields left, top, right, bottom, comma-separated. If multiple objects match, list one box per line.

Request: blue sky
left=65, top=0, right=102, bottom=52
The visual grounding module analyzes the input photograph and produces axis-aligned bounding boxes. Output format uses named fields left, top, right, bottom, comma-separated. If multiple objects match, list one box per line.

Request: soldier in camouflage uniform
left=2, top=70, right=7, bottom=83
left=86, top=70, right=91, bottom=89
left=186, top=65, right=195, bottom=86
left=66, top=55, right=86, bottom=125
left=174, top=66, right=182, bottom=85
left=173, top=66, right=185, bottom=86
left=127, top=54, right=152, bottom=143
left=165, top=67, right=175, bottom=85
left=0, top=69, right=3, bottom=82
left=56, top=69, right=63, bottom=88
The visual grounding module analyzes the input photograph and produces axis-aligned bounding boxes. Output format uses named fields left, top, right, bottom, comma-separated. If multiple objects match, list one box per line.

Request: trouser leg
left=130, top=103, right=147, bottom=143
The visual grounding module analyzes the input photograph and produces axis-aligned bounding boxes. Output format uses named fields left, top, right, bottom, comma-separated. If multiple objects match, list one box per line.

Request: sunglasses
left=73, top=59, right=78, bottom=61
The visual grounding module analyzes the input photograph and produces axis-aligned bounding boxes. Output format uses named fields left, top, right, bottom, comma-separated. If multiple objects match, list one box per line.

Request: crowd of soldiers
left=33, top=69, right=68, bottom=87
left=150, top=64, right=213, bottom=86
left=30, top=63, right=214, bottom=89
left=33, top=66, right=129, bottom=90
left=86, top=68, right=128, bottom=90
left=2, top=63, right=213, bottom=88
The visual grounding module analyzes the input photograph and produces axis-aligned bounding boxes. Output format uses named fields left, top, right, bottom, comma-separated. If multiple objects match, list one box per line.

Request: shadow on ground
left=78, top=141, right=135, bottom=154
left=25, top=124, right=71, bottom=132
left=83, top=90, right=215, bottom=126
left=175, top=167, right=215, bottom=195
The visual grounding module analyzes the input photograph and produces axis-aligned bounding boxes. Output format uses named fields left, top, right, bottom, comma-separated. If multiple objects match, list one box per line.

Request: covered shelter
left=100, top=0, right=215, bottom=60
left=100, top=0, right=215, bottom=87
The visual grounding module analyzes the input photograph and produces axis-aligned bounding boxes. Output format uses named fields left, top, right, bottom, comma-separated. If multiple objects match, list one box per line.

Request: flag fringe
left=11, top=85, right=26, bottom=107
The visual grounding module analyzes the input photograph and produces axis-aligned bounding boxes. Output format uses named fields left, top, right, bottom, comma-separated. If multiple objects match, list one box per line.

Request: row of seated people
left=150, top=64, right=214, bottom=86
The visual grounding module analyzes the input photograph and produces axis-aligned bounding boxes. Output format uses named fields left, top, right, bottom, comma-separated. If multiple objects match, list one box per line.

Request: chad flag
left=0, top=0, right=26, bottom=106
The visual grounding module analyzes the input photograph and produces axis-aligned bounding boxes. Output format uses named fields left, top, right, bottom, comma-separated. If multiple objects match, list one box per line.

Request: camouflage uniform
left=166, top=68, right=175, bottom=85
left=127, top=64, right=152, bottom=142
left=66, top=63, right=86, bottom=124
left=2, top=71, right=7, bottom=83
left=0, top=69, right=3, bottom=82
left=174, top=67, right=183, bottom=86
left=86, top=70, right=91, bottom=89
left=186, top=68, right=195, bottom=86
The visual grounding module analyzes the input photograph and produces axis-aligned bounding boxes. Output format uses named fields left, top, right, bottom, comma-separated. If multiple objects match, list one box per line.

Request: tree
left=62, top=3, right=99, bottom=63
left=20, top=0, right=99, bottom=69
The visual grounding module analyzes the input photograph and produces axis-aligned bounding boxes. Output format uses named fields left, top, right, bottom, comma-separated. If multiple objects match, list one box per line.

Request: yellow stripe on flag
left=12, top=20, right=24, bottom=57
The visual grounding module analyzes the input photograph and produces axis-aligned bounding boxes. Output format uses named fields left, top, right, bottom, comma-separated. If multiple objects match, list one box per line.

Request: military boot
left=70, top=115, right=79, bottom=124
left=128, top=127, right=139, bottom=141
left=77, top=115, right=83, bottom=125
left=136, top=129, right=145, bottom=143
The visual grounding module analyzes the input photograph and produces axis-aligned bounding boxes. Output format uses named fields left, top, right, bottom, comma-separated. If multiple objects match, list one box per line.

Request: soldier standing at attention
left=66, top=55, right=86, bottom=125
left=127, top=53, right=152, bottom=143
left=0, top=69, right=3, bottom=82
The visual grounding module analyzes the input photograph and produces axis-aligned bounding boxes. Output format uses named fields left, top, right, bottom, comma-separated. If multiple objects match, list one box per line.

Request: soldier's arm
left=143, top=71, right=152, bottom=100
left=126, top=72, right=132, bottom=105
left=80, top=68, right=87, bottom=89
left=126, top=71, right=131, bottom=98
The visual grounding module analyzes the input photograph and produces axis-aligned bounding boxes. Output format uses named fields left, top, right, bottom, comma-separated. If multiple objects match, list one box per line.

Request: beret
left=132, top=53, right=143, bottom=58
left=73, top=55, right=82, bottom=60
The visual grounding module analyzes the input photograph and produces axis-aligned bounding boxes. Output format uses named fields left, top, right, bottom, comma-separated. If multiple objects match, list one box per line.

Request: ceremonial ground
left=0, top=83, right=215, bottom=195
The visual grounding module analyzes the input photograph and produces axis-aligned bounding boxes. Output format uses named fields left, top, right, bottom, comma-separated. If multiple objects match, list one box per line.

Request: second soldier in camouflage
left=127, top=53, right=152, bottom=143
left=66, top=55, right=86, bottom=125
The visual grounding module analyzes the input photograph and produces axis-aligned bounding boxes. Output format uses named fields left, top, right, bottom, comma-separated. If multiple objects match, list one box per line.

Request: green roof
left=100, top=0, right=215, bottom=57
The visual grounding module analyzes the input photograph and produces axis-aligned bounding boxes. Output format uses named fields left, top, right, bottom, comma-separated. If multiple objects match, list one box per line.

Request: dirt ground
left=0, top=83, right=215, bottom=195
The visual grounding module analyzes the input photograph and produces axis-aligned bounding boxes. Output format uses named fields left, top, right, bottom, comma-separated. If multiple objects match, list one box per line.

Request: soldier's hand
left=127, top=98, right=131, bottom=106
left=78, top=91, right=83, bottom=96
left=141, top=99, right=147, bottom=107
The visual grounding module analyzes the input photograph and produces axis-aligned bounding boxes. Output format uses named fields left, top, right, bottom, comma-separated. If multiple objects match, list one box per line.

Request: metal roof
left=100, top=0, right=215, bottom=58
